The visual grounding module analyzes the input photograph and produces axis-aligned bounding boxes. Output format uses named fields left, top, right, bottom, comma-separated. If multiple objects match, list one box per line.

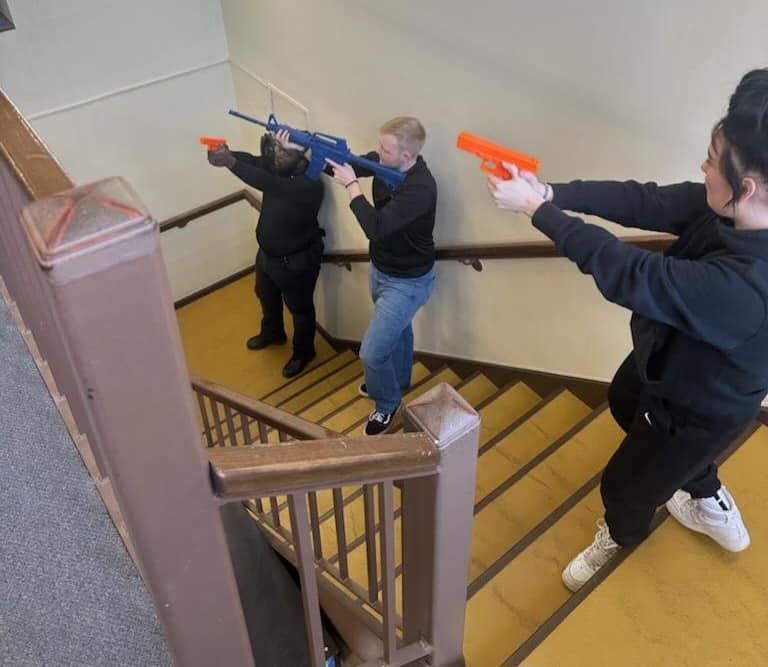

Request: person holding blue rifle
left=207, top=130, right=324, bottom=378
left=325, top=117, right=437, bottom=436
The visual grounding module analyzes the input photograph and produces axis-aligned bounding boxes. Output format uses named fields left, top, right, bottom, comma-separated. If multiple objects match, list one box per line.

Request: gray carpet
left=0, top=297, right=171, bottom=666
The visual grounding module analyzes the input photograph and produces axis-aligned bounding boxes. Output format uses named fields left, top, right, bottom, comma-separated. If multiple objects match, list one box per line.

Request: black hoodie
left=347, top=152, right=437, bottom=278
left=532, top=180, right=768, bottom=421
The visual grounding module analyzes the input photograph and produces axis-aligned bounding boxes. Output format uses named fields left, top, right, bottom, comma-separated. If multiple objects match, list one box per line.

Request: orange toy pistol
left=199, top=136, right=227, bottom=151
left=457, top=131, right=540, bottom=179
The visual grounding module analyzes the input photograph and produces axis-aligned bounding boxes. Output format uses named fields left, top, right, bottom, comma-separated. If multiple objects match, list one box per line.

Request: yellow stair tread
left=475, top=390, right=593, bottom=503
left=456, top=373, right=499, bottom=407
left=524, top=424, right=768, bottom=667
left=463, top=485, right=606, bottom=666
left=278, top=357, right=363, bottom=413
left=468, top=409, right=623, bottom=580
left=323, top=366, right=461, bottom=435
left=476, top=382, right=541, bottom=447
left=299, top=362, right=430, bottom=425
left=265, top=349, right=358, bottom=405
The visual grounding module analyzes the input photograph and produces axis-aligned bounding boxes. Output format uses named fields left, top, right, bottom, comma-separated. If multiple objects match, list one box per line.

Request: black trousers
left=254, top=243, right=321, bottom=359
left=601, top=353, right=751, bottom=547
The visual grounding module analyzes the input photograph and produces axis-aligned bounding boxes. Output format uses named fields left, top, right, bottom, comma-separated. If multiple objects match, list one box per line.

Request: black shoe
left=364, top=406, right=399, bottom=436
left=246, top=333, right=287, bottom=350
left=282, top=353, right=316, bottom=378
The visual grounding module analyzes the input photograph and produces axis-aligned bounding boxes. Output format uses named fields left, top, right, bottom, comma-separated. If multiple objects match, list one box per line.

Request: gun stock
left=457, top=131, right=540, bottom=178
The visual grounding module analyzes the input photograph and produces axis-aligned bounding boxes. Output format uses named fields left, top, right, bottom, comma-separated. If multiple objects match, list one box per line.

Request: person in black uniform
left=207, top=130, right=324, bottom=378
left=486, top=68, right=768, bottom=591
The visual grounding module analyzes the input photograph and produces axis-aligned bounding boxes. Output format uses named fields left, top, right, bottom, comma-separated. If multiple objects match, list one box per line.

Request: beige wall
left=4, top=2, right=766, bottom=380
left=0, top=1, right=259, bottom=300
left=221, top=0, right=768, bottom=380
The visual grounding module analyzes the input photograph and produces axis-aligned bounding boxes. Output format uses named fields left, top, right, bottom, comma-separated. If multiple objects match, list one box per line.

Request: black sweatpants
left=601, top=353, right=752, bottom=547
left=254, top=242, right=321, bottom=360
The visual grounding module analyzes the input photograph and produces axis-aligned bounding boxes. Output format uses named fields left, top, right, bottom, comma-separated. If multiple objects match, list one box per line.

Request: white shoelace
left=370, top=410, right=389, bottom=424
left=583, top=520, right=619, bottom=567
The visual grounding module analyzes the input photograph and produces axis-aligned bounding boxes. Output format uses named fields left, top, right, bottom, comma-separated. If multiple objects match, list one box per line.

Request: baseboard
left=174, top=266, right=254, bottom=310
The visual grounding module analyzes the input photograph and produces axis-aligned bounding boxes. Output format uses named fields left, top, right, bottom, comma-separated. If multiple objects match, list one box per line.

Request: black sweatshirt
left=532, top=180, right=768, bottom=420
left=229, top=152, right=324, bottom=257
left=347, top=152, right=437, bottom=277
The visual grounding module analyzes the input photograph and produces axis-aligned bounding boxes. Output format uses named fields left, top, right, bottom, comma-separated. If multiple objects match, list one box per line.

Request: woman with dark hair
left=486, top=68, right=768, bottom=591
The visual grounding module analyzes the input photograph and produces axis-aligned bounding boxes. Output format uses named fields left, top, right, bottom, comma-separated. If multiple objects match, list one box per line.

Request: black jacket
left=532, top=180, right=768, bottom=420
left=230, top=153, right=324, bottom=257
left=348, top=153, right=437, bottom=277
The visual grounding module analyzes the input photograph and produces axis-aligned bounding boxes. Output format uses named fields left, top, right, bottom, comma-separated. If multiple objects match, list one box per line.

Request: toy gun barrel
left=228, top=109, right=273, bottom=129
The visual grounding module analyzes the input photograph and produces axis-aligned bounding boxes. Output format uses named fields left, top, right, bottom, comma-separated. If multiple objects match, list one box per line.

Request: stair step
left=522, top=424, right=768, bottom=667
left=475, top=382, right=541, bottom=448
left=474, top=391, right=592, bottom=504
left=454, top=372, right=499, bottom=407
left=325, top=366, right=461, bottom=436
left=463, top=485, right=606, bottom=667
left=298, top=363, right=430, bottom=425
left=467, top=408, right=622, bottom=583
left=264, top=349, right=358, bottom=405
left=277, top=357, right=363, bottom=414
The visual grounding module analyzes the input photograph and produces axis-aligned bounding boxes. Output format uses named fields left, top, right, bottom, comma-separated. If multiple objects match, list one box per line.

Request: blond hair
left=379, top=116, right=426, bottom=156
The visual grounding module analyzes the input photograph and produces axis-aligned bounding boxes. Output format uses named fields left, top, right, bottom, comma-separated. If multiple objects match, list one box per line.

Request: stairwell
left=177, top=274, right=768, bottom=666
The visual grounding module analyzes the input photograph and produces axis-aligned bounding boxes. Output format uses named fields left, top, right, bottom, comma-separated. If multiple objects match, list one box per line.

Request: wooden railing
left=197, top=376, right=479, bottom=667
left=159, top=188, right=676, bottom=272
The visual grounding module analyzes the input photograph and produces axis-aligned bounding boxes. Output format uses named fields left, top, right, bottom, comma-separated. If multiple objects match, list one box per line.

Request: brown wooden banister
left=191, top=374, right=337, bottom=441
left=158, top=189, right=676, bottom=269
left=0, top=89, right=72, bottom=199
left=208, top=432, right=438, bottom=500
left=323, top=234, right=676, bottom=270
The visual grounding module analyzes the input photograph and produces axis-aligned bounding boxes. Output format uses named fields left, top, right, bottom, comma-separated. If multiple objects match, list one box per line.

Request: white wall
left=0, top=1, right=259, bottom=299
left=221, top=0, right=768, bottom=380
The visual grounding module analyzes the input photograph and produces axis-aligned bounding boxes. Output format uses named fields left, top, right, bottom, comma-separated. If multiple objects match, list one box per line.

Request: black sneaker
left=246, top=332, right=287, bottom=350
left=364, top=406, right=399, bottom=436
left=282, top=353, right=316, bottom=378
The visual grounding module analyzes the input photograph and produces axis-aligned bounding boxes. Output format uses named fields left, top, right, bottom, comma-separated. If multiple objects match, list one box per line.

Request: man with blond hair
left=326, top=117, right=437, bottom=435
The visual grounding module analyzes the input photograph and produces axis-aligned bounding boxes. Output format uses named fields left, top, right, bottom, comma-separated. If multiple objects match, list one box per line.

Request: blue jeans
left=360, top=264, right=436, bottom=413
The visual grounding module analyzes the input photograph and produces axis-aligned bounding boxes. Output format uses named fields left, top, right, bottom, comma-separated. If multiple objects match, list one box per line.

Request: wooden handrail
left=208, top=432, right=438, bottom=499
left=323, top=234, right=676, bottom=269
left=159, top=188, right=675, bottom=266
left=0, top=88, right=72, bottom=199
left=191, top=374, right=338, bottom=441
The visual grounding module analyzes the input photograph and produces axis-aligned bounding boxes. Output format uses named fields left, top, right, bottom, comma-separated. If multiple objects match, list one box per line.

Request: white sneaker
left=666, top=486, right=750, bottom=552
left=562, top=519, right=621, bottom=592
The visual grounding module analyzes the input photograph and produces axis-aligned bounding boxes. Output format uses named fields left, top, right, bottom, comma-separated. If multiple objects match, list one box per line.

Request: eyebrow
left=707, top=147, right=714, bottom=160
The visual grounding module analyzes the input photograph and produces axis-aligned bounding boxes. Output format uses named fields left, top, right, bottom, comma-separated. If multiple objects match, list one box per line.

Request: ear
left=401, top=149, right=413, bottom=163
left=740, top=176, right=759, bottom=203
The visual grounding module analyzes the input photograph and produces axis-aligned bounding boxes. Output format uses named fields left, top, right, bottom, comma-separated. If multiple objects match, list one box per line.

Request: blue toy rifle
left=228, top=109, right=406, bottom=189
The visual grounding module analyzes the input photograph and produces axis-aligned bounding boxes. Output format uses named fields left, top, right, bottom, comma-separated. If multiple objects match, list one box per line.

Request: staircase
left=250, top=345, right=626, bottom=665
left=178, top=279, right=768, bottom=667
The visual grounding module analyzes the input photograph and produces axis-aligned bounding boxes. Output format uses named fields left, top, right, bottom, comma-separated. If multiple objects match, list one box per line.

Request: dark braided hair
left=713, top=68, right=768, bottom=206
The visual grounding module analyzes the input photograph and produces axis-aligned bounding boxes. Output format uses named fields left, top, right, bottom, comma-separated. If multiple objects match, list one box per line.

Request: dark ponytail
left=715, top=68, right=768, bottom=205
